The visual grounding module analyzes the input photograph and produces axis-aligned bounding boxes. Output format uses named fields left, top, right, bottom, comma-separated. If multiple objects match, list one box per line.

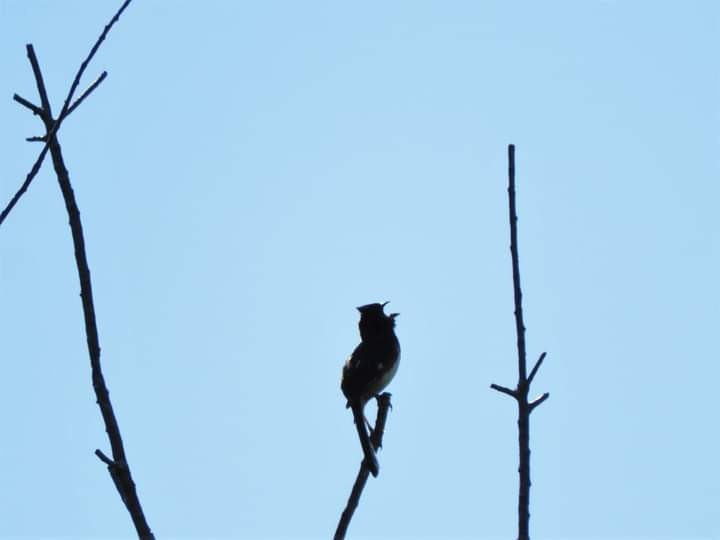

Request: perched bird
left=341, top=302, right=400, bottom=477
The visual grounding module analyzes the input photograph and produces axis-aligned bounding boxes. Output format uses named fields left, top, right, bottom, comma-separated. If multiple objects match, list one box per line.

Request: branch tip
left=529, top=392, right=550, bottom=412
left=25, top=44, right=53, bottom=117
left=490, top=383, right=518, bottom=399
left=95, top=449, right=115, bottom=466
left=527, top=351, right=547, bottom=385
left=67, top=71, right=108, bottom=117
left=13, top=93, right=44, bottom=116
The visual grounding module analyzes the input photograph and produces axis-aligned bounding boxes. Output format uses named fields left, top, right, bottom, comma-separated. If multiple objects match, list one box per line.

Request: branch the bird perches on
left=334, top=393, right=393, bottom=540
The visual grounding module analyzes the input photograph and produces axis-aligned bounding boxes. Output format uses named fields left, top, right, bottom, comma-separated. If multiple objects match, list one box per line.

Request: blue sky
left=1, top=1, right=718, bottom=539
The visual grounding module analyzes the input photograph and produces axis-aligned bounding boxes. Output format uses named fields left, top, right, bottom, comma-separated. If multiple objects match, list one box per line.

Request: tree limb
left=334, top=393, right=393, bottom=540
left=6, top=2, right=153, bottom=537
left=0, top=0, right=132, bottom=228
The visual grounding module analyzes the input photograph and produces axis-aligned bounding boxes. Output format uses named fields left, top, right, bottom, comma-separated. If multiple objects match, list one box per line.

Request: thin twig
left=95, top=449, right=116, bottom=466
left=0, top=0, right=132, bottom=228
left=334, top=393, right=393, bottom=540
left=0, top=145, right=52, bottom=225
left=529, top=393, right=550, bottom=412
left=26, top=46, right=53, bottom=116
left=13, top=94, right=43, bottom=116
left=3, top=70, right=108, bottom=222
left=56, top=0, right=132, bottom=121
left=527, top=352, right=546, bottom=386
left=508, top=144, right=527, bottom=384
left=490, top=383, right=517, bottom=399
left=66, top=71, right=108, bottom=117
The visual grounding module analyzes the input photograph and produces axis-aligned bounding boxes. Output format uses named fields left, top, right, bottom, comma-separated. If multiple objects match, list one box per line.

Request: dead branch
left=0, top=0, right=131, bottom=227
left=5, top=2, right=154, bottom=537
left=334, top=393, right=393, bottom=540
left=490, top=144, right=549, bottom=540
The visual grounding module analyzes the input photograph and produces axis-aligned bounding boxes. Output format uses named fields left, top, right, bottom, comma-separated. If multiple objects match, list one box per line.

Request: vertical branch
left=508, top=144, right=530, bottom=540
left=508, top=144, right=527, bottom=383
left=491, top=144, right=549, bottom=540
left=334, top=393, right=392, bottom=540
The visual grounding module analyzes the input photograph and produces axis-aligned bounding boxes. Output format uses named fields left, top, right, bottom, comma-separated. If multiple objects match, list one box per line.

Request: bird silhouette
left=341, top=302, right=400, bottom=477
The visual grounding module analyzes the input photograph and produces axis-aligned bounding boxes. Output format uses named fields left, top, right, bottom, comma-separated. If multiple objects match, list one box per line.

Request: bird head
left=356, top=302, right=389, bottom=314
left=357, top=302, right=399, bottom=337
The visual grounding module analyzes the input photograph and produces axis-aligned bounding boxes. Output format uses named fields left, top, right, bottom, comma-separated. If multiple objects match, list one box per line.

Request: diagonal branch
left=490, top=383, right=518, bottom=399
left=13, top=94, right=44, bottom=117
left=16, top=71, right=107, bottom=144
left=527, top=352, right=547, bottom=386
left=40, top=79, right=154, bottom=540
left=66, top=71, right=108, bottom=117
left=0, top=145, right=52, bottom=226
left=529, top=393, right=550, bottom=412
left=334, top=393, right=393, bottom=540
left=55, top=0, right=133, bottom=122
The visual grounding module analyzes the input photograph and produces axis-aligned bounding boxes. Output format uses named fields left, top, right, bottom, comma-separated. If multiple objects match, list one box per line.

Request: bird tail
left=350, top=403, right=379, bottom=477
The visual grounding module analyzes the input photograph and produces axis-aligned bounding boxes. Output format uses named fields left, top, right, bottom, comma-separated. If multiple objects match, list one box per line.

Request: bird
left=341, top=302, right=400, bottom=477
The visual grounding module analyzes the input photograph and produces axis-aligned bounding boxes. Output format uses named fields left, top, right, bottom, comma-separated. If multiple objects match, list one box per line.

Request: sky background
left=1, top=1, right=718, bottom=539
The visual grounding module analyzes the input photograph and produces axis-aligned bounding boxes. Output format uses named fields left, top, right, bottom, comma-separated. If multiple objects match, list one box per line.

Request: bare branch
left=26, top=45, right=53, bottom=117
left=1, top=0, right=133, bottom=228
left=43, top=100, right=153, bottom=539
left=95, top=449, right=115, bottom=466
left=507, top=143, right=528, bottom=383
left=56, top=0, right=132, bottom=122
left=0, top=145, right=51, bottom=226
left=335, top=393, right=393, bottom=540
left=5, top=1, right=152, bottom=537
left=490, top=383, right=518, bottom=399
left=66, top=71, right=108, bottom=117
left=13, top=93, right=44, bottom=116
left=529, top=393, right=550, bottom=412
left=527, top=352, right=547, bottom=386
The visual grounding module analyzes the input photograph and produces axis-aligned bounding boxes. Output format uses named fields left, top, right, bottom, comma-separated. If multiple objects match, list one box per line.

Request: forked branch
left=334, top=393, right=393, bottom=540
left=0, top=0, right=131, bottom=228
left=6, top=2, right=153, bottom=538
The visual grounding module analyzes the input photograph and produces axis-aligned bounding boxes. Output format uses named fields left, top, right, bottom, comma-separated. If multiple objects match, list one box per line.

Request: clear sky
left=1, top=2, right=718, bottom=539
